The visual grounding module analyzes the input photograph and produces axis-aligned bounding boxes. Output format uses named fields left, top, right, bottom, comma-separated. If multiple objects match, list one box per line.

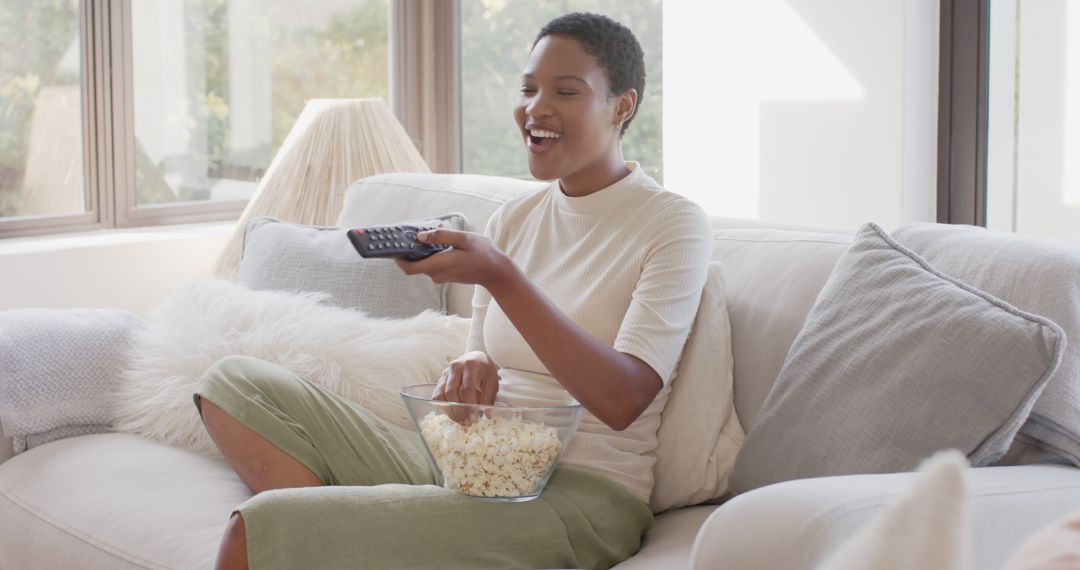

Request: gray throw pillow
left=238, top=213, right=465, bottom=319
left=0, top=308, right=144, bottom=452
left=893, top=222, right=1080, bottom=465
left=730, top=223, right=1065, bottom=493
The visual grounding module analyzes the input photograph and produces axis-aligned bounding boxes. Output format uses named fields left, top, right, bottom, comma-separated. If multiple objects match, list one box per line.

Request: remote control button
left=367, top=244, right=374, bottom=250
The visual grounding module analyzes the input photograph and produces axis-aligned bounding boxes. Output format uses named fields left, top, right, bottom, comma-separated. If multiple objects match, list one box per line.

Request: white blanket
left=0, top=308, right=144, bottom=452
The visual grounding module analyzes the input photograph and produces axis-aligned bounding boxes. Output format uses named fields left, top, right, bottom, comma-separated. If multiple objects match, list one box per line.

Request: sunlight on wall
left=664, top=0, right=864, bottom=220
left=663, top=0, right=939, bottom=231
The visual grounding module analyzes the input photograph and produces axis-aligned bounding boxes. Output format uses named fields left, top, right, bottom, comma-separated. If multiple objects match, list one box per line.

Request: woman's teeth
left=529, top=129, right=561, bottom=139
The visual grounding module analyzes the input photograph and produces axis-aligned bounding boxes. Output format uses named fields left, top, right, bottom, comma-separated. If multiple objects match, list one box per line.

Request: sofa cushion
left=730, top=223, right=1065, bottom=493
left=651, top=262, right=744, bottom=513
left=709, top=227, right=852, bottom=428
left=691, top=464, right=1080, bottom=570
left=0, top=433, right=715, bottom=570
left=0, top=308, right=144, bottom=452
left=336, top=173, right=544, bottom=317
left=893, top=223, right=1080, bottom=466
left=0, top=433, right=243, bottom=570
left=611, top=505, right=719, bottom=570
left=239, top=214, right=465, bottom=318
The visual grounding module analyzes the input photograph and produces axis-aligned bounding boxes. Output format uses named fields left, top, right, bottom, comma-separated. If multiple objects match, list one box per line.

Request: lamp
left=212, top=98, right=429, bottom=279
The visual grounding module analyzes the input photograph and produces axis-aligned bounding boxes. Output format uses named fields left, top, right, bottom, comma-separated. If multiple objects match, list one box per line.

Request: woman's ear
left=615, top=88, right=638, bottom=128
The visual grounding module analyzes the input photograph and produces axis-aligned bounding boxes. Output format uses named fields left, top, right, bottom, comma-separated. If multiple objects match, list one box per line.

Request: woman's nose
left=526, top=92, right=554, bottom=118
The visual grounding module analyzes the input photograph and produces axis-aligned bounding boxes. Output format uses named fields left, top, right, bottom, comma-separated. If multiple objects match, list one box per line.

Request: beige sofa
left=2, top=172, right=1080, bottom=569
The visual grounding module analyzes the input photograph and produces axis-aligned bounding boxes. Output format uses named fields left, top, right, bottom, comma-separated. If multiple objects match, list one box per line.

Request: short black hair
left=533, top=12, right=645, bottom=136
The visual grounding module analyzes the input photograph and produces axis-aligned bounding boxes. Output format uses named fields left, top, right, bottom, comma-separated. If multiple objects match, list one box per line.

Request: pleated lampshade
left=211, top=98, right=430, bottom=279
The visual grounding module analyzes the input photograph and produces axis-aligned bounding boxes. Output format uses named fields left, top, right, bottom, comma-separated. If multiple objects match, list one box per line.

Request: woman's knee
left=216, top=511, right=249, bottom=570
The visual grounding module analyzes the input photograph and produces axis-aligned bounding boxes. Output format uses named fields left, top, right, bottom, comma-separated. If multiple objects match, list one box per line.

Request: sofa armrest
left=690, top=464, right=1080, bottom=570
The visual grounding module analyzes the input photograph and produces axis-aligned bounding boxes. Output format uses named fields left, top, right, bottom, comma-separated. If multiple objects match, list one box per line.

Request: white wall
left=0, top=223, right=235, bottom=319
left=664, top=0, right=938, bottom=229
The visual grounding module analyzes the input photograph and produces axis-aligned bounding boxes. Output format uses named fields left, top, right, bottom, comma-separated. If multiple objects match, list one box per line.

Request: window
left=1, top=0, right=390, bottom=238
left=459, top=0, right=663, bottom=182
left=665, top=1, right=938, bottom=227
left=459, top=1, right=941, bottom=229
left=0, top=1, right=87, bottom=224
left=987, top=0, right=1080, bottom=238
left=130, top=0, right=389, bottom=210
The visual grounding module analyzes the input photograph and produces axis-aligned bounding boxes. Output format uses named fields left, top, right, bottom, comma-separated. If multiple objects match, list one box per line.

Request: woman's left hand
left=394, top=229, right=511, bottom=288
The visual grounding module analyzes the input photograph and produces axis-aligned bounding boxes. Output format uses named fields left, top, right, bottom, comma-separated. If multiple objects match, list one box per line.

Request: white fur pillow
left=112, top=279, right=469, bottom=458
left=650, top=262, right=745, bottom=513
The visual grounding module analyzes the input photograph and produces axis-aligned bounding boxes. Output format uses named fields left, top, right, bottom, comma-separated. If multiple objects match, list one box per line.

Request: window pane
left=665, top=1, right=938, bottom=226
left=0, top=0, right=86, bottom=220
left=987, top=0, right=1080, bottom=239
left=131, top=0, right=389, bottom=208
left=460, top=1, right=663, bottom=182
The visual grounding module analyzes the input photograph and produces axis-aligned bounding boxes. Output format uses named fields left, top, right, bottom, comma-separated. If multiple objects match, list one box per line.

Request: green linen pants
left=192, top=355, right=653, bottom=570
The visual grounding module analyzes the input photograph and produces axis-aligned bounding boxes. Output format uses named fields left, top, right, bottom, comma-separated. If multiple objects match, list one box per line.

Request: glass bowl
left=400, top=383, right=585, bottom=502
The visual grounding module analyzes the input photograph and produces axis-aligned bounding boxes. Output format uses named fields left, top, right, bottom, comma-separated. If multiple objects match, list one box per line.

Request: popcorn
left=419, top=411, right=561, bottom=497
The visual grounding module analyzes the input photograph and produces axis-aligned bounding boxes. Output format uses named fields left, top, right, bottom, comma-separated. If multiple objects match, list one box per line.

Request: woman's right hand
left=433, top=351, right=499, bottom=407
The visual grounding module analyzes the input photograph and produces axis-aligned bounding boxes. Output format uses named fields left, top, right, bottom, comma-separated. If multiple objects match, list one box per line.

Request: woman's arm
left=485, top=260, right=661, bottom=431
left=398, top=230, right=667, bottom=431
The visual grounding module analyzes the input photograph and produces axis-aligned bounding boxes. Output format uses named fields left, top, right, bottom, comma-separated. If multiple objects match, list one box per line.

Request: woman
left=194, top=12, right=711, bottom=570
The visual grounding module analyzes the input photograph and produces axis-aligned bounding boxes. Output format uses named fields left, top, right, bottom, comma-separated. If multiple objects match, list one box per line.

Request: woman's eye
left=557, top=90, right=578, bottom=96
left=519, top=86, right=536, bottom=94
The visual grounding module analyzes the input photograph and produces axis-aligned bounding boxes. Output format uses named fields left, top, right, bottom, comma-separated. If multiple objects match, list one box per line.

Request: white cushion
left=0, top=433, right=243, bottom=569
left=690, top=464, right=1080, bottom=570
left=708, top=228, right=852, bottom=428
left=650, top=263, right=744, bottom=513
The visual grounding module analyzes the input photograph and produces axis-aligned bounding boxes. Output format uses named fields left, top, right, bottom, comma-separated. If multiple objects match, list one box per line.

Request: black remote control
left=346, top=224, right=450, bottom=261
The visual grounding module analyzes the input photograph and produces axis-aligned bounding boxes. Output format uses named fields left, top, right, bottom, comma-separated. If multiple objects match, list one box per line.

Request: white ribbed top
left=465, top=163, right=713, bottom=502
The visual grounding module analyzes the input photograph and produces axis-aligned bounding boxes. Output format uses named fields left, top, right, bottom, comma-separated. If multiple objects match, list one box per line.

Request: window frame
left=109, top=0, right=247, bottom=229
left=1, top=0, right=405, bottom=239
left=391, top=0, right=460, bottom=173
left=0, top=0, right=112, bottom=238
left=937, top=0, right=991, bottom=226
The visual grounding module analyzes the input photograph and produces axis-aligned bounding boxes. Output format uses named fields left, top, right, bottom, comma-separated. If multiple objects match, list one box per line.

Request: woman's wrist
left=483, top=254, right=523, bottom=298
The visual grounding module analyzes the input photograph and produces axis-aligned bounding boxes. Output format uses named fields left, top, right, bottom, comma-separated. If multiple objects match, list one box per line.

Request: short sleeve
left=612, top=201, right=712, bottom=384
left=464, top=208, right=503, bottom=353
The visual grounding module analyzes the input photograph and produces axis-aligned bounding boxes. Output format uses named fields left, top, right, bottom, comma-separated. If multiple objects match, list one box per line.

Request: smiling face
left=514, top=34, right=636, bottom=193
